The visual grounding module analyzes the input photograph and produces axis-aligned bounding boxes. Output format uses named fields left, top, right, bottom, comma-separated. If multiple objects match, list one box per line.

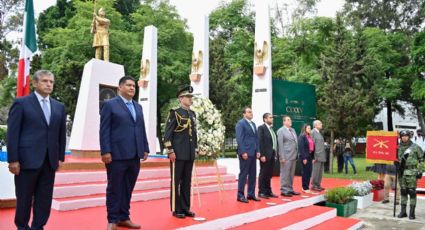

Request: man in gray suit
left=277, top=116, right=300, bottom=197
left=311, top=120, right=326, bottom=191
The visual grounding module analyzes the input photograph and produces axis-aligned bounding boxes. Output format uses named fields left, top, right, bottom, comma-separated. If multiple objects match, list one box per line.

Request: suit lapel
left=244, top=119, right=255, bottom=134
left=116, top=96, right=136, bottom=123
left=133, top=100, right=140, bottom=122
left=49, top=99, right=55, bottom=126
left=29, top=93, right=48, bottom=126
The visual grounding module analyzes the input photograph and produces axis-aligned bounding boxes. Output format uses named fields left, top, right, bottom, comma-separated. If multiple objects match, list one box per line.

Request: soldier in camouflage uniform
left=397, top=130, right=424, bottom=219
left=163, top=85, right=198, bottom=219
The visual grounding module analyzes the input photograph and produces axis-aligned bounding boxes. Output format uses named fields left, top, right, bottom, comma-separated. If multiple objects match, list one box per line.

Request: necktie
left=42, top=99, right=50, bottom=125
left=249, top=121, right=256, bottom=133
left=269, top=127, right=277, bottom=151
left=126, top=102, right=136, bottom=121
left=289, top=128, right=296, bottom=139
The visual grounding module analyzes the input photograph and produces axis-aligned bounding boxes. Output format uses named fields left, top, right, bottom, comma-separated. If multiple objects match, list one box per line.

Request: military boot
left=398, top=205, right=407, bottom=218
left=409, top=205, right=415, bottom=220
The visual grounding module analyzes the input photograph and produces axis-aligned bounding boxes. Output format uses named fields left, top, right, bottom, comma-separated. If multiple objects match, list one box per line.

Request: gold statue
left=92, top=8, right=110, bottom=62
left=254, top=41, right=268, bottom=65
left=191, top=50, right=203, bottom=74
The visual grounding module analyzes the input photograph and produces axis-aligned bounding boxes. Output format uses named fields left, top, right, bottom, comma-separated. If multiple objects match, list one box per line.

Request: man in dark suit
left=7, top=70, right=66, bottom=230
left=163, top=85, right=198, bottom=219
left=100, top=76, right=149, bottom=230
left=235, top=107, right=261, bottom=203
left=257, top=113, right=278, bottom=199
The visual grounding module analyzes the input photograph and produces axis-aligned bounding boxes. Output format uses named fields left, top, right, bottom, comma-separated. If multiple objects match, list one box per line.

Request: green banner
left=272, top=80, right=317, bottom=134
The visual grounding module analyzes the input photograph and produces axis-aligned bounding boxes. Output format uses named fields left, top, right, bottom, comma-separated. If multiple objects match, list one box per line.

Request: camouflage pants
left=399, top=175, right=417, bottom=206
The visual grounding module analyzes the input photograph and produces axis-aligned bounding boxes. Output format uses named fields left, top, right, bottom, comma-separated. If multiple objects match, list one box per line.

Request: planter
left=326, top=199, right=358, bottom=217
left=372, top=189, right=384, bottom=201
left=354, top=192, right=373, bottom=209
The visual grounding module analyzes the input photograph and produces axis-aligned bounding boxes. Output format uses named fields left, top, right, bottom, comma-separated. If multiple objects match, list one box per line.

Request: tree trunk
left=416, top=105, right=425, bottom=133
left=386, top=100, right=393, bottom=131
left=330, top=130, right=334, bottom=174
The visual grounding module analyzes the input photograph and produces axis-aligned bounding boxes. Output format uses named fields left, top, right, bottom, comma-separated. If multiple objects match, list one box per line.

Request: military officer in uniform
left=397, top=130, right=424, bottom=219
left=163, top=85, right=198, bottom=219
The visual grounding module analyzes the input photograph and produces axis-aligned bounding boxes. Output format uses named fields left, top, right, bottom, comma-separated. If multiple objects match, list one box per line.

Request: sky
left=32, top=0, right=345, bottom=34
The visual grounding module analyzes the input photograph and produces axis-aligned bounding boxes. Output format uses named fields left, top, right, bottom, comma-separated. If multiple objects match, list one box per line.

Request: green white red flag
left=16, top=0, right=37, bottom=97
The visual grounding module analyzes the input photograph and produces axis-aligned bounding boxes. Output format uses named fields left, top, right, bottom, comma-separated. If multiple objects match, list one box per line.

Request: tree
left=411, top=30, right=425, bottom=131
left=343, top=0, right=425, bottom=131
left=37, top=0, right=192, bottom=137
left=0, top=0, right=22, bottom=80
left=209, top=0, right=255, bottom=136
left=343, top=0, right=425, bottom=35
left=318, top=15, right=377, bottom=171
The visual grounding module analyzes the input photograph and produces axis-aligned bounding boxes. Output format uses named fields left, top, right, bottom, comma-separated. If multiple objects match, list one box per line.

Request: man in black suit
left=7, top=70, right=66, bottom=230
left=163, top=85, right=198, bottom=219
left=257, top=113, right=278, bottom=199
left=100, top=76, right=150, bottom=230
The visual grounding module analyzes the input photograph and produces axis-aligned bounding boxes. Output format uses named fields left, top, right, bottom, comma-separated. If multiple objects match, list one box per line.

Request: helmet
left=399, top=130, right=411, bottom=138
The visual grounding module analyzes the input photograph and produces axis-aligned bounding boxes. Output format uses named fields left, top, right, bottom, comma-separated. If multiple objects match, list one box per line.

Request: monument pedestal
left=68, top=59, right=125, bottom=154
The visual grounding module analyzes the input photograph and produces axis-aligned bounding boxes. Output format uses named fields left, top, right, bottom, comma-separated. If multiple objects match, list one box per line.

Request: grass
left=324, top=156, right=380, bottom=181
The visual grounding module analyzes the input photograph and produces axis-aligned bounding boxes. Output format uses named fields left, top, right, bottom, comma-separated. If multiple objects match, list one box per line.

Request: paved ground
left=352, top=195, right=425, bottom=230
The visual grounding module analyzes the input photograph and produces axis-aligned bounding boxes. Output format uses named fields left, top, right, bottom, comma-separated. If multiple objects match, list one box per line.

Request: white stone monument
left=69, top=59, right=124, bottom=155
left=138, top=25, right=158, bottom=154
left=190, top=15, right=209, bottom=98
left=251, top=2, right=272, bottom=126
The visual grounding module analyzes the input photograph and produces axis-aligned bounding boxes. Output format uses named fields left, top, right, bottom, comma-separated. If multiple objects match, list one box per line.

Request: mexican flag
left=16, top=0, right=37, bottom=97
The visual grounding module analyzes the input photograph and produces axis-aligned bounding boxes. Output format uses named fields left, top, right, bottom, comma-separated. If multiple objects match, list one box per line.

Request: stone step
left=54, top=166, right=228, bottom=185
left=231, top=205, right=336, bottom=230
left=53, top=174, right=235, bottom=198
left=52, top=181, right=237, bottom=211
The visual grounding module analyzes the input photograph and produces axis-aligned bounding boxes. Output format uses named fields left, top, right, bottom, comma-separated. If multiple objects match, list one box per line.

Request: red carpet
left=0, top=177, right=357, bottom=230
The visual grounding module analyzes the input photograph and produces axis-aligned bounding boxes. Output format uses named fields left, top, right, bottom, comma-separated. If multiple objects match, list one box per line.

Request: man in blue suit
left=7, top=70, right=66, bottom=230
left=235, top=107, right=261, bottom=203
left=100, top=76, right=149, bottom=230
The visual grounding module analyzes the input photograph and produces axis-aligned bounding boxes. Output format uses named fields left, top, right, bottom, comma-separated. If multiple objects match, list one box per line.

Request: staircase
left=52, top=165, right=236, bottom=211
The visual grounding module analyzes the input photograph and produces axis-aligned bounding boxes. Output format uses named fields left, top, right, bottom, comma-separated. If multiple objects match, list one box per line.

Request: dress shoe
left=290, top=191, right=300, bottom=195
left=311, top=187, right=322, bottom=192
left=318, top=187, right=325, bottom=191
left=268, top=193, right=278, bottom=198
left=107, top=223, right=117, bottom=230
left=173, top=212, right=186, bottom=218
left=258, top=193, right=270, bottom=199
left=184, top=210, right=196, bottom=217
left=117, top=220, right=141, bottom=229
left=237, top=197, right=249, bottom=203
left=247, top=196, right=261, bottom=201
left=302, top=189, right=312, bottom=194
left=281, top=192, right=293, bottom=197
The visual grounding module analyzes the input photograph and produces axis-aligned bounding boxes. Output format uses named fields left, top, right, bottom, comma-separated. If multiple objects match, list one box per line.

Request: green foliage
left=37, top=0, right=192, bottom=134
left=0, top=126, right=6, bottom=143
left=325, top=187, right=356, bottom=204
left=209, top=0, right=254, bottom=136
left=343, top=0, right=425, bottom=35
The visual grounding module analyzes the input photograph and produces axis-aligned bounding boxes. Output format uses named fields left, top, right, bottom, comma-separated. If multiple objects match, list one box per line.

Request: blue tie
left=42, top=99, right=50, bottom=125
left=126, top=101, right=136, bottom=121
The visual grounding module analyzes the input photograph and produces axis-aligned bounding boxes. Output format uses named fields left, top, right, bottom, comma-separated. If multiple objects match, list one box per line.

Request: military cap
left=177, top=85, right=194, bottom=97
left=399, top=130, right=411, bottom=137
